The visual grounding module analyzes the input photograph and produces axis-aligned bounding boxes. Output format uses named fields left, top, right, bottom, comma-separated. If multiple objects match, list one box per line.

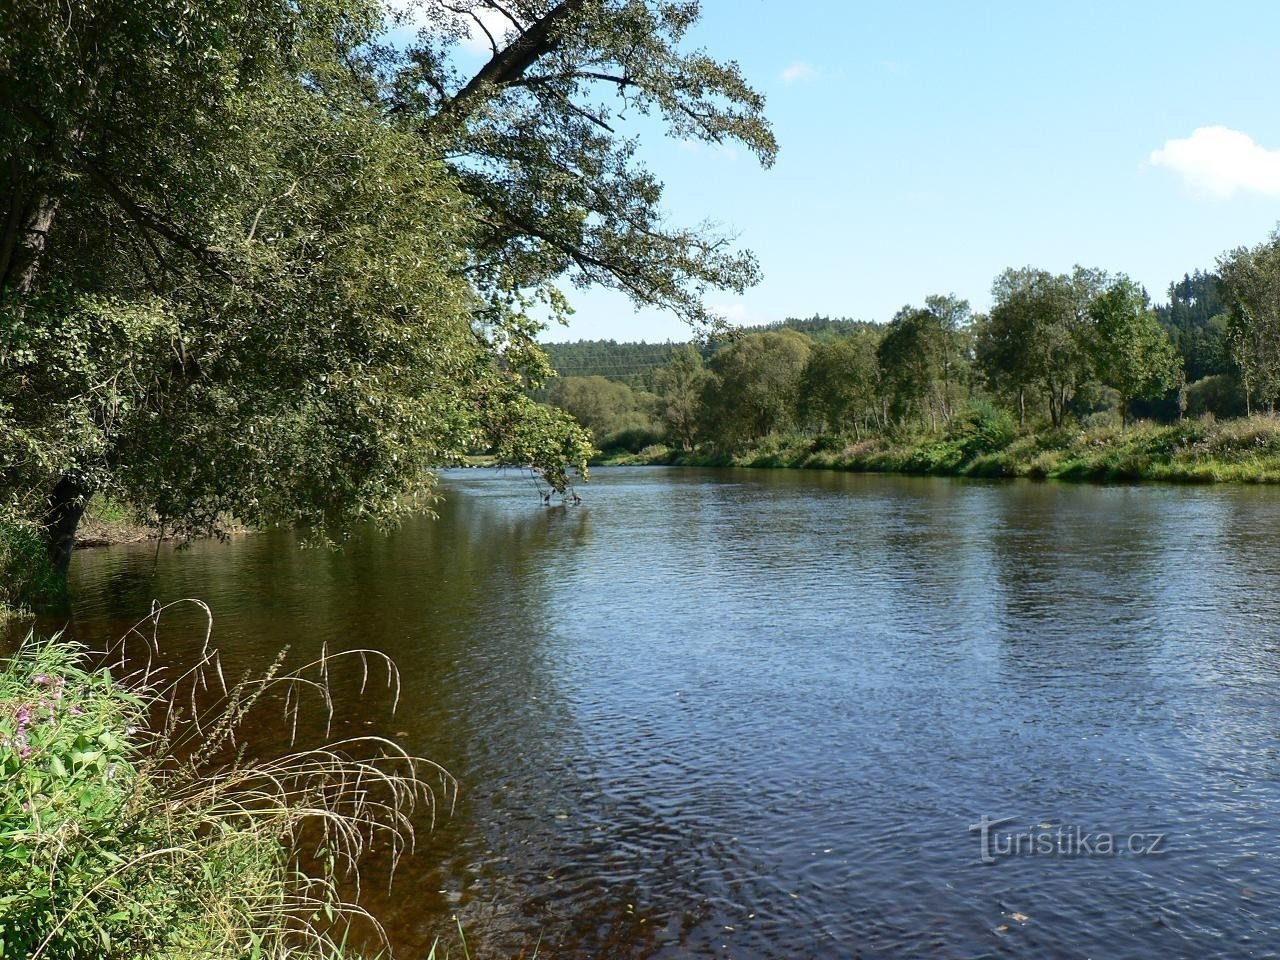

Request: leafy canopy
left=0, top=0, right=775, bottom=547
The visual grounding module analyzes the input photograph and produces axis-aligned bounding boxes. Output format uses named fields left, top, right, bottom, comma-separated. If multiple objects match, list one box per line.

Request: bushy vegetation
left=0, top=522, right=64, bottom=617
left=612, top=415, right=1280, bottom=485
left=0, top=617, right=443, bottom=960
left=558, top=229, right=1280, bottom=486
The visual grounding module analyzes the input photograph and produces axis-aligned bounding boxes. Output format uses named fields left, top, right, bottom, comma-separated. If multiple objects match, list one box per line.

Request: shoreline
left=593, top=417, right=1280, bottom=486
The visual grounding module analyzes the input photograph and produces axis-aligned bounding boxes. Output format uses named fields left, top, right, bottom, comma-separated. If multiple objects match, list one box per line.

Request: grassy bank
left=0, top=624, right=442, bottom=959
left=599, top=415, right=1280, bottom=485
left=1, top=498, right=161, bottom=619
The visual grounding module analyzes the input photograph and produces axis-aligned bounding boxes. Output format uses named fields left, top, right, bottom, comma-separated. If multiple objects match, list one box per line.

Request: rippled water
left=36, top=468, right=1280, bottom=957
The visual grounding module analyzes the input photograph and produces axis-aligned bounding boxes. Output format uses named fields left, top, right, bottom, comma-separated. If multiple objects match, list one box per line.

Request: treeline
left=540, top=339, right=684, bottom=391
left=539, top=316, right=870, bottom=392
left=545, top=229, right=1280, bottom=454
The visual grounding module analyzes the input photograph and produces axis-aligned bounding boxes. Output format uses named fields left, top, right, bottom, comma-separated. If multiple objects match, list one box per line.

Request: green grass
left=0, top=521, right=65, bottom=619
left=605, top=415, right=1280, bottom=485
left=0, top=612, right=450, bottom=960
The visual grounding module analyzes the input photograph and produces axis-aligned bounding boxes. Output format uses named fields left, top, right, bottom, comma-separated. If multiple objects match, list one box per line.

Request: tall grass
left=0, top=520, right=65, bottom=617
left=613, top=414, right=1280, bottom=485
left=0, top=601, right=453, bottom=959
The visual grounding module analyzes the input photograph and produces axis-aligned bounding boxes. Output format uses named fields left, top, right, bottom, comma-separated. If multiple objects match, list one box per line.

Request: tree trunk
left=0, top=193, right=59, bottom=300
left=43, top=476, right=90, bottom=577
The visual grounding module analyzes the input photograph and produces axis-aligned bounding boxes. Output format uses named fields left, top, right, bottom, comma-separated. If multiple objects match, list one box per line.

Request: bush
left=599, top=426, right=665, bottom=454
left=0, top=522, right=65, bottom=615
left=946, top=400, right=1017, bottom=458
left=0, top=615, right=446, bottom=960
left=1187, top=375, right=1248, bottom=420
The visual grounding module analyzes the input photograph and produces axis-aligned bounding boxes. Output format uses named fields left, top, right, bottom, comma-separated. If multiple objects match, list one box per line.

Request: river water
left=46, top=468, right=1280, bottom=958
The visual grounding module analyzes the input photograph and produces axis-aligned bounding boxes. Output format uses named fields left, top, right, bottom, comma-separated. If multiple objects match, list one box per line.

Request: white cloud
left=1149, top=126, right=1280, bottom=198
left=780, top=61, right=818, bottom=85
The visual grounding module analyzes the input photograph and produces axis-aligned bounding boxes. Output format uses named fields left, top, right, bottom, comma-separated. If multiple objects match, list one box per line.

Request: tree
left=876, top=297, right=969, bottom=430
left=701, top=331, right=811, bottom=444
left=0, top=0, right=774, bottom=572
left=652, top=345, right=710, bottom=449
left=1157, top=270, right=1230, bottom=382
left=397, top=0, right=777, bottom=327
left=978, top=266, right=1105, bottom=427
left=1218, top=229, right=1280, bottom=415
left=1090, top=277, right=1180, bottom=426
left=548, top=375, right=654, bottom=445
left=799, top=329, right=883, bottom=436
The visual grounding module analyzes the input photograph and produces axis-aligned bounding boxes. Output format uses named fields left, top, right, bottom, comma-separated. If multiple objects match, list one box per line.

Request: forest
left=541, top=252, right=1280, bottom=481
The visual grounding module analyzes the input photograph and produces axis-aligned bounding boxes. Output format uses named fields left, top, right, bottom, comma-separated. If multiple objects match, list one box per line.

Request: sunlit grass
left=619, top=414, right=1280, bottom=484
left=0, top=600, right=454, bottom=959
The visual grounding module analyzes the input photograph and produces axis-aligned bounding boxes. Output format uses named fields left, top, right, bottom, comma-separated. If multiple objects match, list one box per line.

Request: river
left=45, top=467, right=1280, bottom=958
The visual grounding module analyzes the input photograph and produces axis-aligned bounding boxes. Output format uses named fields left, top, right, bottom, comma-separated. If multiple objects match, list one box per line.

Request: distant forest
left=536, top=254, right=1254, bottom=456
left=541, top=316, right=875, bottom=390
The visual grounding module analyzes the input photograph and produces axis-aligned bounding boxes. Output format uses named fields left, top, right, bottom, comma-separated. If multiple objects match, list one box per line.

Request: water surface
left=45, top=468, right=1280, bottom=957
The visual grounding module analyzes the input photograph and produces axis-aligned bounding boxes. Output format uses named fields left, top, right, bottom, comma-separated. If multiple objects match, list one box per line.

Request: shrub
left=599, top=426, right=665, bottom=454
left=946, top=400, right=1017, bottom=458
left=0, top=522, right=65, bottom=616
left=1187, top=375, right=1248, bottom=420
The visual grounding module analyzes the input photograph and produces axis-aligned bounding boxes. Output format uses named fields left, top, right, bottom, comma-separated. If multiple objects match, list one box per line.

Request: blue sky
left=526, top=0, right=1280, bottom=342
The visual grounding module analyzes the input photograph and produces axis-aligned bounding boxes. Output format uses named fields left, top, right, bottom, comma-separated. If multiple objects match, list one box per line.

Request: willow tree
left=1, top=0, right=774, bottom=573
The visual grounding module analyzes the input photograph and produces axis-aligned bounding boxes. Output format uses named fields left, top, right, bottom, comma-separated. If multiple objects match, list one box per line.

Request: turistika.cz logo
left=969, top=815, right=1168, bottom=865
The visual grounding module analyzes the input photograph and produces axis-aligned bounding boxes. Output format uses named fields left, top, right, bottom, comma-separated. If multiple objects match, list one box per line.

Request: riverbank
left=598, top=416, right=1280, bottom=484
left=1, top=500, right=168, bottom=619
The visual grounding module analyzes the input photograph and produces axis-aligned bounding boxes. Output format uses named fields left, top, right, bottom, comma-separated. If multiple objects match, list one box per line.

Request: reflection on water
left=24, top=467, right=1280, bottom=958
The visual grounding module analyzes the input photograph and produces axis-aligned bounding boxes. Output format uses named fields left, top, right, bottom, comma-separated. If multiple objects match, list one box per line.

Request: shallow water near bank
left=35, top=467, right=1280, bottom=958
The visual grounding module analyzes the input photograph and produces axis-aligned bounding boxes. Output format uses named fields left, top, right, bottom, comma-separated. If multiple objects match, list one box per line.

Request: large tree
left=977, top=266, right=1105, bottom=428
left=1218, top=230, right=1280, bottom=415
left=701, top=330, right=811, bottom=445
left=652, top=344, right=710, bottom=450
left=876, top=296, right=969, bottom=431
left=0, top=0, right=775, bottom=572
left=798, top=329, right=883, bottom=437
left=1089, top=277, right=1180, bottom=426
left=548, top=374, right=654, bottom=444
left=394, top=0, right=777, bottom=326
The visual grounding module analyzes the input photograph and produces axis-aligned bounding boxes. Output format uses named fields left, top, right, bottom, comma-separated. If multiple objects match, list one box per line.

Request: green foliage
left=700, top=331, right=812, bottom=446
left=0, top=640, right=154, bottom=959
left=0, top=624, right=442, bottom=960
left=652, top=345, right=710, bottom=449
left=1157, top=270, right=1231, bottom=382
left=799, top=329, right=883, bottom=436
left=541, top=340, right=685, bottom=391
left=1089, top=276, right=1181, bottom=424
left=547, top=375, right=658, bottom=450
left=10, top=0, right=800, bottom=547
left=1218, top=229, right=1280, bottom=414
left=977, top=266, right=1107, bottom=427
left=409, top=1, right=777, bottom=329
left=1187, top=374, right=1248, bottom=420
left=630, top=416, right=1280, bottom=485
left=0, top=522, right=64, bottom=614
left=876, top=296, right=970, bottom=429
left=945, top=400, right=1017, bottom=458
